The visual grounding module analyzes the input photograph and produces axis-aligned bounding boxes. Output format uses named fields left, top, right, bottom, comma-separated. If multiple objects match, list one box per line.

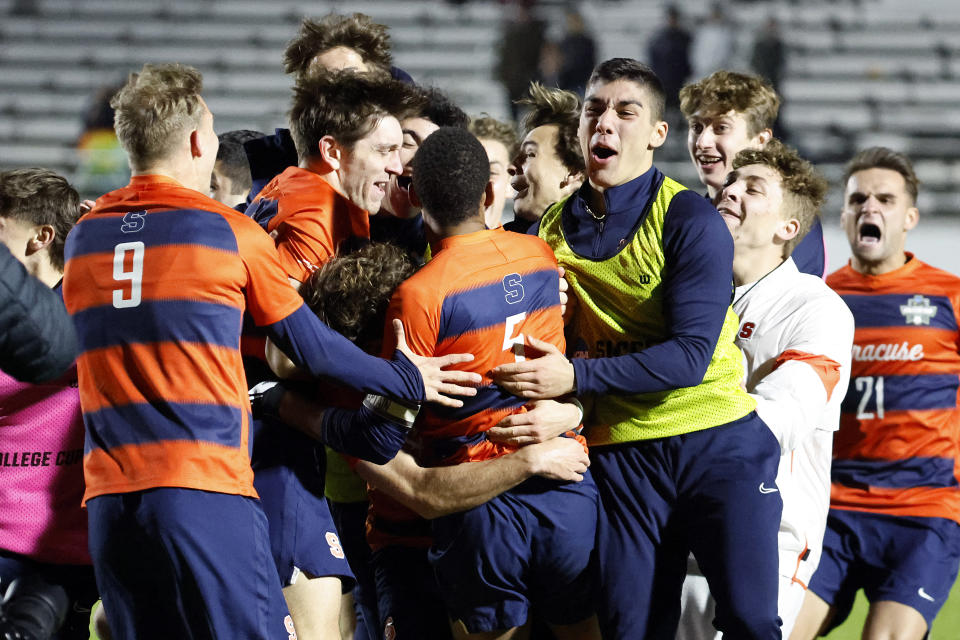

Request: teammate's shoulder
left=663, top=188, right=721, bottom=228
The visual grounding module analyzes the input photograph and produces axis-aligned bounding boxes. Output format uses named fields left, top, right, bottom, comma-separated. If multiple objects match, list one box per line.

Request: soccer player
left=792, top=148, right=960, bottom=640
left=371, top=86, right=469, bottom=263
left=61, top=63, right=478, bottom=639
left=679, top=70, right=827, bottom=277
left=391, top=126, right=600, bottom=639
left=677, top=143, right=853, bottom=639
left=506, top=82, right=584, bottom=234
left=0, top=169, right=95, bottom=640
left=247, top=70, right=421, bottom=283
left=210, top=130, right=263, bottom=209
left=245, top=12, right=403, bottom=200
left=493, top=58, right=783, bottom=639
left=257, top=242, right=591, bottom=640
left=468, top=115, right=518, bottom=229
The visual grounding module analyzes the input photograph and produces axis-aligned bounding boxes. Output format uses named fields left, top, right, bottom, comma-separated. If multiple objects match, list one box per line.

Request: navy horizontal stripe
left=245, top=197, right=279, bottom=232
left=83, top=402, right=243, bottom=452
left=841, top=293, right=957, bottom=332
left=66, top=208, right=239, bottom=260
left=74, top=300, right=242, bottom=352
left=427, top=384, right=525, bottom=423
left=437, top=269, right=560, bottom=344
left=840, top=373, right=959, bottom=414
left=832, top=457, right=958, bottom=489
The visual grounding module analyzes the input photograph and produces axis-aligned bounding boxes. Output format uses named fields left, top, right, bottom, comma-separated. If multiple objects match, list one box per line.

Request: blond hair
left=111, top=63, right=205, bottom=170
left=680, top=71, right=780, bottom=136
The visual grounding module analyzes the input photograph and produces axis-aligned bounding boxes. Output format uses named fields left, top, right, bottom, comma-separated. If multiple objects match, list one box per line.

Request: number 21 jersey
left=827, top=254, right=960, bottom=524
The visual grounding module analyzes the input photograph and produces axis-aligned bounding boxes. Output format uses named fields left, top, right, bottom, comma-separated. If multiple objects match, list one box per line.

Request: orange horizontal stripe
left=83, top=440, right=256, bottom=504
left=835, top=408, right=959, bottom=460
left=775, top=350, right=842, bottom=400
left=65, top=245, right=246, bottom=313
left=77, top=342, right=247, bottom=413
left=851, top=327, right=960, bottom=376
left=830, top=485, right=960, bottom=523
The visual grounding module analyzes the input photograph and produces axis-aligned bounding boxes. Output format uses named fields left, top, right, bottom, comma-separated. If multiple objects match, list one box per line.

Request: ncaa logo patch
left=900, top=295, right=937, bottom=326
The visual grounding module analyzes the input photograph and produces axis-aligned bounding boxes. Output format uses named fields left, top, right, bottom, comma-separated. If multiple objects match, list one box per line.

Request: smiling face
left=479, top=137, right=512, bottom=228
left=337, top=115, right=403, bottom=213
left=511, top=125, right=577, bottom=221
left=383, top=116, right=439, bottom=218
left=841, top=167, right=919, bottom=275
left=716, top=163, right=790, bottom=250
left=687, top=109, right=769, bottom=198
left=578, top=78, right=667, bottom=191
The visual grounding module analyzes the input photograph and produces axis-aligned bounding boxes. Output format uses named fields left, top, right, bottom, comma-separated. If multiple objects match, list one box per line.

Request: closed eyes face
left=338, top=115, right=403, bottom=213
left=510, top=125, right=570, bottom=221
left=716, top=164, right=787, bottom=248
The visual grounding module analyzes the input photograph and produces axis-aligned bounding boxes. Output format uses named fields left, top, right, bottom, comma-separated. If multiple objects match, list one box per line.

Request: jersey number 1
left=112, top=241, right=144, bottom=309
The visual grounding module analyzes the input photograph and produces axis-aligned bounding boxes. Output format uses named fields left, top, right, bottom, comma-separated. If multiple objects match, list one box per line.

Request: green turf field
left=824, top=576, right=960, bottom=639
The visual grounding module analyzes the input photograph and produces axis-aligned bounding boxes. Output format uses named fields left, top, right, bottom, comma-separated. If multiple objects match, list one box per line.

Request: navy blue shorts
left=87, top=487, right=295, bottom=639
left=328, top=498, right=379, bottom=640
left=372, top=545, right=452, bottom=640
left=809, top=508, right=960, bottom=630
left=254, top=464, right=355, bottom=589
left=591, top=412, right=783, bottom=640
left=429, top=472, right=598, bottom=633
left=0, top=550, right=98, bottom=640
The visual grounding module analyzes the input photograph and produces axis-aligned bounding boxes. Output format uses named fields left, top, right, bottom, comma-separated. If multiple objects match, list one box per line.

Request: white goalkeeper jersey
left=733, top=257, right=854, bottom=587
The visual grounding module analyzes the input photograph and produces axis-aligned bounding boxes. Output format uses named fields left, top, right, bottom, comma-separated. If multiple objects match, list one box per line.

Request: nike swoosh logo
left=759, top=482, right=778, bottom=494
left=918, top=587, right=935, bottom=602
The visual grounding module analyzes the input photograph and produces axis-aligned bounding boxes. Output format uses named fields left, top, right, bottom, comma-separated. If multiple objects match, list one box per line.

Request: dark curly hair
left=412, top=127, right=490, bottom=226
left=283, top=13, right=392, bottom=79
left=300, top=243, right=416, bottom=348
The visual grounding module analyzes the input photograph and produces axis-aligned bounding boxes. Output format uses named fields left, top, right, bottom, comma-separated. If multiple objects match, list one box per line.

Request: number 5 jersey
left=827, top=253, right=960, bottom=525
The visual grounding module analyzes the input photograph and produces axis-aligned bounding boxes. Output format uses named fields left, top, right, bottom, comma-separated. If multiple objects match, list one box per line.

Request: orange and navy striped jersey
left=248, top=166, right=370, bottom=283
left=62, top=175, right=304, bottom=503
left=827, top=254, right=960, bottom=524
left=386, top=228, right=574, bottom=465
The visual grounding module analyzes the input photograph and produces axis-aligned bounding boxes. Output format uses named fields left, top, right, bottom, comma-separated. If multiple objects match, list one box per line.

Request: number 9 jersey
left=62, top=175, right=304, bottom=504
left=827, top=253, right=960, bottom=525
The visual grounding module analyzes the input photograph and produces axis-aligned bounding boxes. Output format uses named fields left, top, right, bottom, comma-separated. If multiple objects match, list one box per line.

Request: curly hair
left=300, top=243, right=416, bottom=348
left=412, top=127, right=491, bottom=226
left=679, top=71, right=781, bottom=136
left=283, top=13, right=392, bottom=79
left=111, top=63, right=205, bottom=170
left=469, top=115, right=518, bottom=160
left=0, top=168, right=80, bottom=271
left=733, top=140, right=828, bottom=256
left=289, top=70, right=423, bottom=160
left=843, top=146, right=920, bottom=204
left=517, top=82, right=584, bottom=173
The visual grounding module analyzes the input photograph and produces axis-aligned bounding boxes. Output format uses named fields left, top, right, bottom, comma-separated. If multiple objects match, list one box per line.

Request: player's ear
left=755, top=128, right=773, bottom=147
left=28, top=224, right=56, bottom=255
left=776, top=217, right=800, bottom=243
left=319, top=135, right=341, bottom=170
left=408, top=183, right=422, bottom=208
left=482, top=180, right=495, bottom=208
left=905, top=205, right=919, bottom=231
left=189, top=129, right=203, bottom=158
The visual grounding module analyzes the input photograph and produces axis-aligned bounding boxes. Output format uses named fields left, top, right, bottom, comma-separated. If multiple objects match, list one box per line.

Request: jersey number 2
left=112, top=241, right=144, bottom=309
left=854, top=375, right=885, bottom=420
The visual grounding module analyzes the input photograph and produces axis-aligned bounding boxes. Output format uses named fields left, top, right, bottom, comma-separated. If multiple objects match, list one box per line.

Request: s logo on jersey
left=502, top=273, right=524, bottom=304
left=900, top=295, right=937, bottom=326
left=738, top=322, right=756, bottom=340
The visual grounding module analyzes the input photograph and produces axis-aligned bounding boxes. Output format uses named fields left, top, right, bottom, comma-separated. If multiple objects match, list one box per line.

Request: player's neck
left=132, top=160, right=207, bottom=195
left=850, top=251, right=908, bottom=276
left=733, top=247, right=784, bottom=287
